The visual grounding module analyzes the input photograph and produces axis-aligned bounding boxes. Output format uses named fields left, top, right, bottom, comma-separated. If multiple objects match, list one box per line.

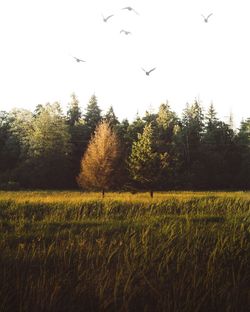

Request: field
left=0, top=191, right=249, bottom=311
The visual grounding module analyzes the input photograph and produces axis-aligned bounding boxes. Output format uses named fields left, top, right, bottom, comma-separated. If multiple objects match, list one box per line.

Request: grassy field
left=0, top=191, right=249, bottom=311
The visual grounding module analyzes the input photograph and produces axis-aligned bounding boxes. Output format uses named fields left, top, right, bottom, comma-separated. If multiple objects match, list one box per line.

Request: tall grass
left=0, top=191, right=249, bottom=311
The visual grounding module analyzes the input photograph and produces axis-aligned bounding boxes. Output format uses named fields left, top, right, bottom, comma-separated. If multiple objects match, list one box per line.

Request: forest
left=0, top=93, right=249, bottom=191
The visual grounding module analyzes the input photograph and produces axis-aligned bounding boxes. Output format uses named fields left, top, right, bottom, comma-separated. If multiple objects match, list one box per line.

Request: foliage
left=0, top=95, right=249, bottom=190
left=128, top=123, right=168, bottom=195
left=67, top=93, right=81, bottom=126
left=25, top=102, right=71, bottom=188
left=77, top=121, right=120, bottom=195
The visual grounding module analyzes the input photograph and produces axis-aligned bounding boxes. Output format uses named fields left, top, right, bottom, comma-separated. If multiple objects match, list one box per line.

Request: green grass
left=0, top=191, right=249, bottom=311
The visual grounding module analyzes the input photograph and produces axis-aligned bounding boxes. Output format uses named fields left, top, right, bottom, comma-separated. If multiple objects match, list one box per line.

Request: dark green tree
left=235, top=118, right=250, bottom=188
left=82, top=95, right=102, bottom=153
left=179, top=100, right=205, bottom=188
left=104, top=106, right=119, bottom=127
left=128, top=123, right=168, bottom=197
left=83, top=94, right=102, bottom=136
left=67, top=93, right=81, bottom=126
left=27, top=102, right=71, bottom=188
left=201, top=104, right=238, bottom=189
left=66, top=94, right=85, bottom=186
left=155, top=103, right=181, bottom=188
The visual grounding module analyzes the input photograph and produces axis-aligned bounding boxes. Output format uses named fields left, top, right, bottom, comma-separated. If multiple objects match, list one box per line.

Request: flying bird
left=142, top=67, right=156, bottom=76
left=102, top=14, right=114, bottom=22
left=120, top=29, right=131, bottom=35
left=201, top=13, right=213, bottom=23
left=122, top=7, right=139, bottom=15
left=73, top=56, right=86, bottom=63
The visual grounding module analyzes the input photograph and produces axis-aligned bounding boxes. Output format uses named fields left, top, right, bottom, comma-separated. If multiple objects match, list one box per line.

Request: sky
left=0, top=0, right=250, bottom=128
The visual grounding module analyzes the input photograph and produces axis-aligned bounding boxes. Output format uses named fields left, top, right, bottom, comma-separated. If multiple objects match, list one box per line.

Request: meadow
left=0, top=191, right=249, bottom=311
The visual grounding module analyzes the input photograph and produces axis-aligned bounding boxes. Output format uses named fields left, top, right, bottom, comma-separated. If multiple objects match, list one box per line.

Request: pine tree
left=128, top=123, right=168, bottom=197
left=66, top=93, right=85, bottom=186
left=156, top=103, right=180, bottom=188
left=235, top=118, right=250, bottom=188
left=27, top=102, right=71, bottom=188
left=67, top=93, right=81, bottom=126
left=77, top=121, right=120, bottom=197
left=104, top=106, right=119, bottom=127
left=83, top=94, right=102, bottom=135
left=180, top=100, right=205, bottom=187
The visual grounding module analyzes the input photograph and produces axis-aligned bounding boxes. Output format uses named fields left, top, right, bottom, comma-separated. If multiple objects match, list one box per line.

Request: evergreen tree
left=83, top=94, right=102, bottom=136
left=77, top=121, right=120, bottom=197
left=104, top=106, right=119, bottom=127
left=180, top=100, right=205, bottom=187
left=156, top=103, right=180, bottom=188
left=126, top=114, right=145, bottom=149
left=205, top=103, right=218, bottom=131
left=235, top=118, right=250, bottom=188
left=128, top=123, right=168, bottom=197
left=4, top=109, right=33, bottom=187
left=0, top=111, right=13, bottom=187
left=67, top=93, right=81, bottom=126
left=202, top=104, right=238, bottom=189
left=66, top=93, right=85, bottom=187
left=82, top=95, right=102, bottom=154
left=27, top=102, right=71, bottom=188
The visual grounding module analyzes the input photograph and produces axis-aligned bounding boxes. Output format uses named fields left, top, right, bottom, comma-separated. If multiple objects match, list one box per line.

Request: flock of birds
left=71, top=6, right=213, bottom=76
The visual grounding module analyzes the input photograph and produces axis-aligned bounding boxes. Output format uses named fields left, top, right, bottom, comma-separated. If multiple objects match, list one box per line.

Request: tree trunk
left=102, top=189, right=105, bottom=198
left=150, top=190, right=153, bottom=198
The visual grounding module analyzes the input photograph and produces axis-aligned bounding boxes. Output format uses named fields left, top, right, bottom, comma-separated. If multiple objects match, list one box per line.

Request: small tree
left=128, top=123, right=168, bottom=197
left=77, top=121, right=120, bottom=197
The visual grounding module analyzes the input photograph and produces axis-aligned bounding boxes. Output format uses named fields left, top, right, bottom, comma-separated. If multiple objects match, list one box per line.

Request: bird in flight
left=102, top=14, right=114, bottom=22
left=142, top=67, right=156, bottom=76
left=120, top=29, right=131, bottom=35
left=201, top=13, right=213, bottom=23
left=73, top=56, right=85, bottom=63
left=122, top=7, right=139, bottom=15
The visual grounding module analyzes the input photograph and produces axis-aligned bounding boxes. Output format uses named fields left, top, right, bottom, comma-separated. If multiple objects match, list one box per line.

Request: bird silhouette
left=102, top=14, right=114, bottom=22
left=72, top=56, right=86, bottom=63
left=142, top=67, right=156, bottom=76
left=122, top=7, right=139, bottom=15
left=120, top=29, right=131, bottom=35
left=201, top=13, right=213, bottom=23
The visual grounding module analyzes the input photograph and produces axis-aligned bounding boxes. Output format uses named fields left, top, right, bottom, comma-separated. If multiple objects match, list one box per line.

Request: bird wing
left=141, top=68, right=146, bottom=72
left=207, top=13, right=213, bottom=19
left=120, top=30, right=125, bottom=33
left=122, top=7, right=129, bottom=10
left=106, top=14, right=114, bottom=20
left=73, top=57, right=85, bottom=62
left=132, top=8, right=139, bottom=15
left=148, top=67, right=156, bottom=74
left=201, top=14, right=206, bottom=20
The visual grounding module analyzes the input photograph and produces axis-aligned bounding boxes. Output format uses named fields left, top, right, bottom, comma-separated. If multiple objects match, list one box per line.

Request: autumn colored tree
left=77, top=121, right=120, bottom=197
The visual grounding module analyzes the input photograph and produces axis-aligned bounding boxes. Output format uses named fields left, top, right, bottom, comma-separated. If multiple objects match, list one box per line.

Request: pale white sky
left=0, top=0, right=250, bottom=127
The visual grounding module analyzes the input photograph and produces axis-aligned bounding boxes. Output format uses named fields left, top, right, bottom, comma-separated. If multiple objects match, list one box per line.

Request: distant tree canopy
left=0, top=94, right=249, bottom=191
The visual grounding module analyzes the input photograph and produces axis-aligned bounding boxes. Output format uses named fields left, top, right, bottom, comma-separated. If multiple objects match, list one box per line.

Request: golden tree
left=77, top=121, right=120, bottom=197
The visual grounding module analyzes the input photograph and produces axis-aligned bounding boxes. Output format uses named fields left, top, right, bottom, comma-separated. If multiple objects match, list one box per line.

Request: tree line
left=0, top=94, right=249, bottom=192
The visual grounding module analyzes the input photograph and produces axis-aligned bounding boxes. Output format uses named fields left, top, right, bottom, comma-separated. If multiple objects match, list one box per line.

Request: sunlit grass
left=0, top=191, right=249, bottom=311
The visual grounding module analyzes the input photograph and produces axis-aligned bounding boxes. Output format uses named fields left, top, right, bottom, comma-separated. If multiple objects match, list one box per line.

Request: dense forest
left=0, top=94, right=249, bottom=191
